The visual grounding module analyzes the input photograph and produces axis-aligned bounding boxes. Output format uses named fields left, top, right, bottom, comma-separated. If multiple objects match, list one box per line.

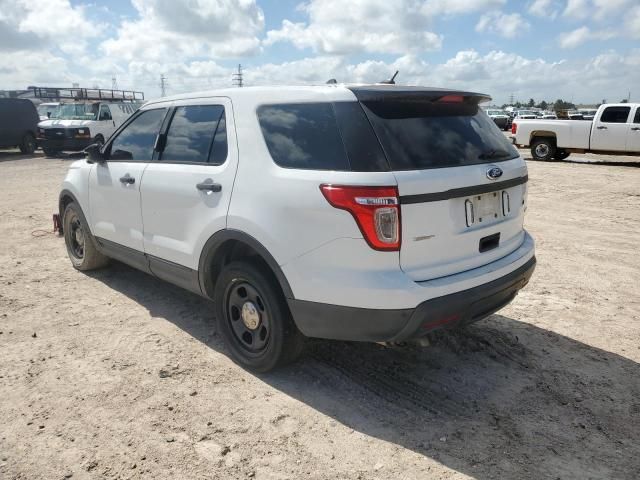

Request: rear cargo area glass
left=361, top=100, right=518, bottom=170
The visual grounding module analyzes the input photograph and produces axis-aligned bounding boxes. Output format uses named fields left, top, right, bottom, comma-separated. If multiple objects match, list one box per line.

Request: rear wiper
left=478, top=150, right=514, bottom=160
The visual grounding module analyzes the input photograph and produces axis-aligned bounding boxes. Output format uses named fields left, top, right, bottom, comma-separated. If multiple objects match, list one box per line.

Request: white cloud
left=0, top=0, right=101, bottom=54
left=558, top=26, right=616, bottom=48
left=476, top=11, right=531, bottom=38
left=564, top=0, right=632, bottom=20
left=626, top=5, right=640, bottom=38
left=101, top=0, right=265, bottom=61
left=563, top=0, right=590, bottom=19
left=528, top=0, right=562, bottom=18
left=265, top=0, right=444, bottom=55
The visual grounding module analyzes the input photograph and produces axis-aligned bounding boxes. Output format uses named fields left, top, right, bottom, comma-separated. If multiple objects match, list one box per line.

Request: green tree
left=537, top=100, right=548, bottom=110
left=621, top=98, right=629, bottom=103
left=527, top=98, right=535, bottom=107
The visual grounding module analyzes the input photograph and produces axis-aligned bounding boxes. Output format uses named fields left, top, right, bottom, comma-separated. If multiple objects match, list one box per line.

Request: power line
left=160, top=74, right=167, bottom=97
left=232, top=64, right=243, bottom=88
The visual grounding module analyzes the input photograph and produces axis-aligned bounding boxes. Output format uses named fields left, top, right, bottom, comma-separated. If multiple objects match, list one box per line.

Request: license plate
left=465, top=192, right=501, bottom=226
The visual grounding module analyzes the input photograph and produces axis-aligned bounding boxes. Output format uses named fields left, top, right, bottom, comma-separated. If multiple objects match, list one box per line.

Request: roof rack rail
left=29, top=86, right=144, bottom=102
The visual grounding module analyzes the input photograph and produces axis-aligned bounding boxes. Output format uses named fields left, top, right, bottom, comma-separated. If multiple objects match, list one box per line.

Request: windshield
left=361, top=99, right=519, bottom=170
left=55, top=103, right=99, bottom=120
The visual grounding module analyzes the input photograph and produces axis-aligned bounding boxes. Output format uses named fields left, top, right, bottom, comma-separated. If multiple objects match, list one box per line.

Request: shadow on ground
left=524, top=156, right=640, bottom=168
left=0, top=150, right=84, bottom=162
left=89, top=262, right=640, bottom=480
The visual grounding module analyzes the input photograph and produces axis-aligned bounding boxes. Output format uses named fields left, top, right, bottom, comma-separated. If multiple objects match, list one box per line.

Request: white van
left=37, top=101, right=142, bottom=156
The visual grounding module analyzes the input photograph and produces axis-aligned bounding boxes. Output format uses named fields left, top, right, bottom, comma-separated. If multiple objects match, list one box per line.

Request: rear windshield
left=361, top=100, right=519, bottom=170
left=257, top=99, right=517, bottom=172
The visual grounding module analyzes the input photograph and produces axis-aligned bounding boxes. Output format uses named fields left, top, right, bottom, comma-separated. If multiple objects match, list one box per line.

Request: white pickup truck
left=511, top=103, right=640, bottom=161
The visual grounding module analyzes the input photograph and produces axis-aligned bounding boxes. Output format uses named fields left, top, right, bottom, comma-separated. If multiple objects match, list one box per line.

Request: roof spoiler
left=347, top=86, right=491, bottom=104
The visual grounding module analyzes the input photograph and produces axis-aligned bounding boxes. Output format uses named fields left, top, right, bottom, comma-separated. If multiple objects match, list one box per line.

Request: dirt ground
left=0, top=150, right=639, bottom=480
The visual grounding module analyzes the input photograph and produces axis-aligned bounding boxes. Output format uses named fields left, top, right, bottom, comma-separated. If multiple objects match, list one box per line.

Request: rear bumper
left=288, top=256, right=536, bottom=342
left=37, top=137, right=92, bottom=151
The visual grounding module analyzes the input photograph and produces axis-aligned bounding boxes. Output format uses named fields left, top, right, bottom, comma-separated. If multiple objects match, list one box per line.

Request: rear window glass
left=600, top=106, right=630, bottom=123
left=361, top=100, right=519, bottom=170
left=257, top=103, right=350, bottom=170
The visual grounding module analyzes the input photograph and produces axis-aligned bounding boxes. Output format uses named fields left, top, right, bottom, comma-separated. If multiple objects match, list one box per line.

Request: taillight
left=320, top=184, right=401, bottom=251
left=511, top=122, right=518, bottom=135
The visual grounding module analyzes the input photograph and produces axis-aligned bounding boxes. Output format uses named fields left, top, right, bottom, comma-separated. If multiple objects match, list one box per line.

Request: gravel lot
left=1, top=150, right=639, bottom=480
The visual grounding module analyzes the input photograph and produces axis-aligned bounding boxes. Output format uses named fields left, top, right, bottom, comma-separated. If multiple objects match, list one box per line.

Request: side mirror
left=84, top=143, right=105, bottom=164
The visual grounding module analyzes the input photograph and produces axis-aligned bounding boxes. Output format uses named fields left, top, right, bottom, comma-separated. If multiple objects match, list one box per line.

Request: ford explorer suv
left=58, top=85, right=536, bottom=371
left=512, top=103, right=640, bottom=161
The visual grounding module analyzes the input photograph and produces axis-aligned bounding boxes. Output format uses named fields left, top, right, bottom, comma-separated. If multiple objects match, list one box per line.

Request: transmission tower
left=111, top=76, right=118, bottom=90
left=232, top=64, right=243, bottom=88
left=509, top=93, right=514, bottom=105
left=160, top=74, right=167, bottom=97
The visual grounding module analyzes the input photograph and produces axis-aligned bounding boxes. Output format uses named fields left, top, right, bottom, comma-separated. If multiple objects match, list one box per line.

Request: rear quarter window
left=257, top=103, right=350, bottom=170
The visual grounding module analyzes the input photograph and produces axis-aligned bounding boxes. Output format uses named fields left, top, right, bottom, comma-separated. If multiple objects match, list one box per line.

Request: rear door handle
left=119, top=175, right=135, bottom=185
left=596, top=126, right=608, bottom=130
left=196, top=180, right=222, bottom=192
left=631, top=127, right=640, bottom=131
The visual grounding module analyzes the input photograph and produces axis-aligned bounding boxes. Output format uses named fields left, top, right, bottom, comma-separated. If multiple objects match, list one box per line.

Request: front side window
left=109, top=108, right=166, bottom=161
left=99, top=105, right=112, bottom=121
left=600, top=106, right=631, bottom=123
left=160, top=105, right=226, bottom=164
left=633, top=108, right=640, bottom=124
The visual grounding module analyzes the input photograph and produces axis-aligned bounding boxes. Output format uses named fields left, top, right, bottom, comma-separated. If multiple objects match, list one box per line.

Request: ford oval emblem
left=486, top=166, right=503, bottom=180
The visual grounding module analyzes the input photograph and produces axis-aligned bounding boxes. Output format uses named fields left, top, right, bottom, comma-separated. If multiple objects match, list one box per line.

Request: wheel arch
left=198, top=230, right=295, bottom=301
left=529, top=131, right=557, bottom=145
left=58, top=189, right=84, bottom=235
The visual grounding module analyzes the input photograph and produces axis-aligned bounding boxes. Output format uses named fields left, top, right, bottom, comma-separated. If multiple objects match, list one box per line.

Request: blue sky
left=3, top=0, right=640, bottom=104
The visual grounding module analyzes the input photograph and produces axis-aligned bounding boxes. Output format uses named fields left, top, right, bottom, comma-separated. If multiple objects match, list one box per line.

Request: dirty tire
left=19, top=133, right=36, bottom=154
left=554, top=149, right=571, bottom=161
left=214, top=260, right=304, bottom=372
left=530, top=138, right=556, bottom=161
left=63, top=202, right=110, bottom=271
left=43, top=148, right=59, bottom=158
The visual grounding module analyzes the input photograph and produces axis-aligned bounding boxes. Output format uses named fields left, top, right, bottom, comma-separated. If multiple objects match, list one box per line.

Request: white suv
left=59, top=85, right=536, bottom=371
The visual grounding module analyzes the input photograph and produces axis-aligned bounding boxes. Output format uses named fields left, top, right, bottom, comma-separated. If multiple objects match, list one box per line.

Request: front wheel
left=19, top=133, right=36, bottom=154
left=554, top=149, right=571, bottom=161
left=63, top=202, right=110, bottom=271
left=214, top=261, right=304, bottom=372
left=530, top=138, right=556, bottom=161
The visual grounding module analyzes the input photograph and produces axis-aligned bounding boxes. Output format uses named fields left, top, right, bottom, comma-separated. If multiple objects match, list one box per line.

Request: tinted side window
left=109, top=108, right=166, bottom=161
left=209, top=110, right=228, bottom=165
left=600, top=107, right=631, bottom=123
left=634, top=108, right=640, bottom=124
left=257, top=103, right=349, bottom=170
left=161, top=105, right=224, bottom=164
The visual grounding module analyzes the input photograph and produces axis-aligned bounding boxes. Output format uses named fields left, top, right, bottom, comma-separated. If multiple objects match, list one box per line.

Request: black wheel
left=554, top=149, right=570, bottom=161
left=62, top=202, right=109, bottom=271
left=19, top=133, right=36, bottom=154
left=530, top=138, right=556, bottom=161
left=214, top=260, right=304, bottom=372
left=43, top=148, right=59, bottom=158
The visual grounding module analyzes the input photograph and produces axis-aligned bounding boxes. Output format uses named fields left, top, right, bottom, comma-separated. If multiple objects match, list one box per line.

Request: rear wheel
left=554, top=149, right=571, bottom=161
left=63, top=202, right=109, bottom=271
left=214, top=260, right=304, bottom=372
left=530, top=138, right=556, bottom=161
left=19, top=133, right=36, bottom=154
left=43, top=148, right=59, bottom=158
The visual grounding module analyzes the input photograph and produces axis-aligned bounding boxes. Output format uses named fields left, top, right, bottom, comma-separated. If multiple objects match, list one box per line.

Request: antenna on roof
left=326, top=78, right=337, bottom=84
left=380, top=71, right=399, bottom=85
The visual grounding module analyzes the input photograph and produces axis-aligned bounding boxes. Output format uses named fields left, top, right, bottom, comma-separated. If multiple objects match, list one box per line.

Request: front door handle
left=631, top=127, right=640, bottom=131
left=119, top=175, right=135, bottom=185
left=596, top=126, right=608, bottom=130
left=196, top=180, right=222, bottom=192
